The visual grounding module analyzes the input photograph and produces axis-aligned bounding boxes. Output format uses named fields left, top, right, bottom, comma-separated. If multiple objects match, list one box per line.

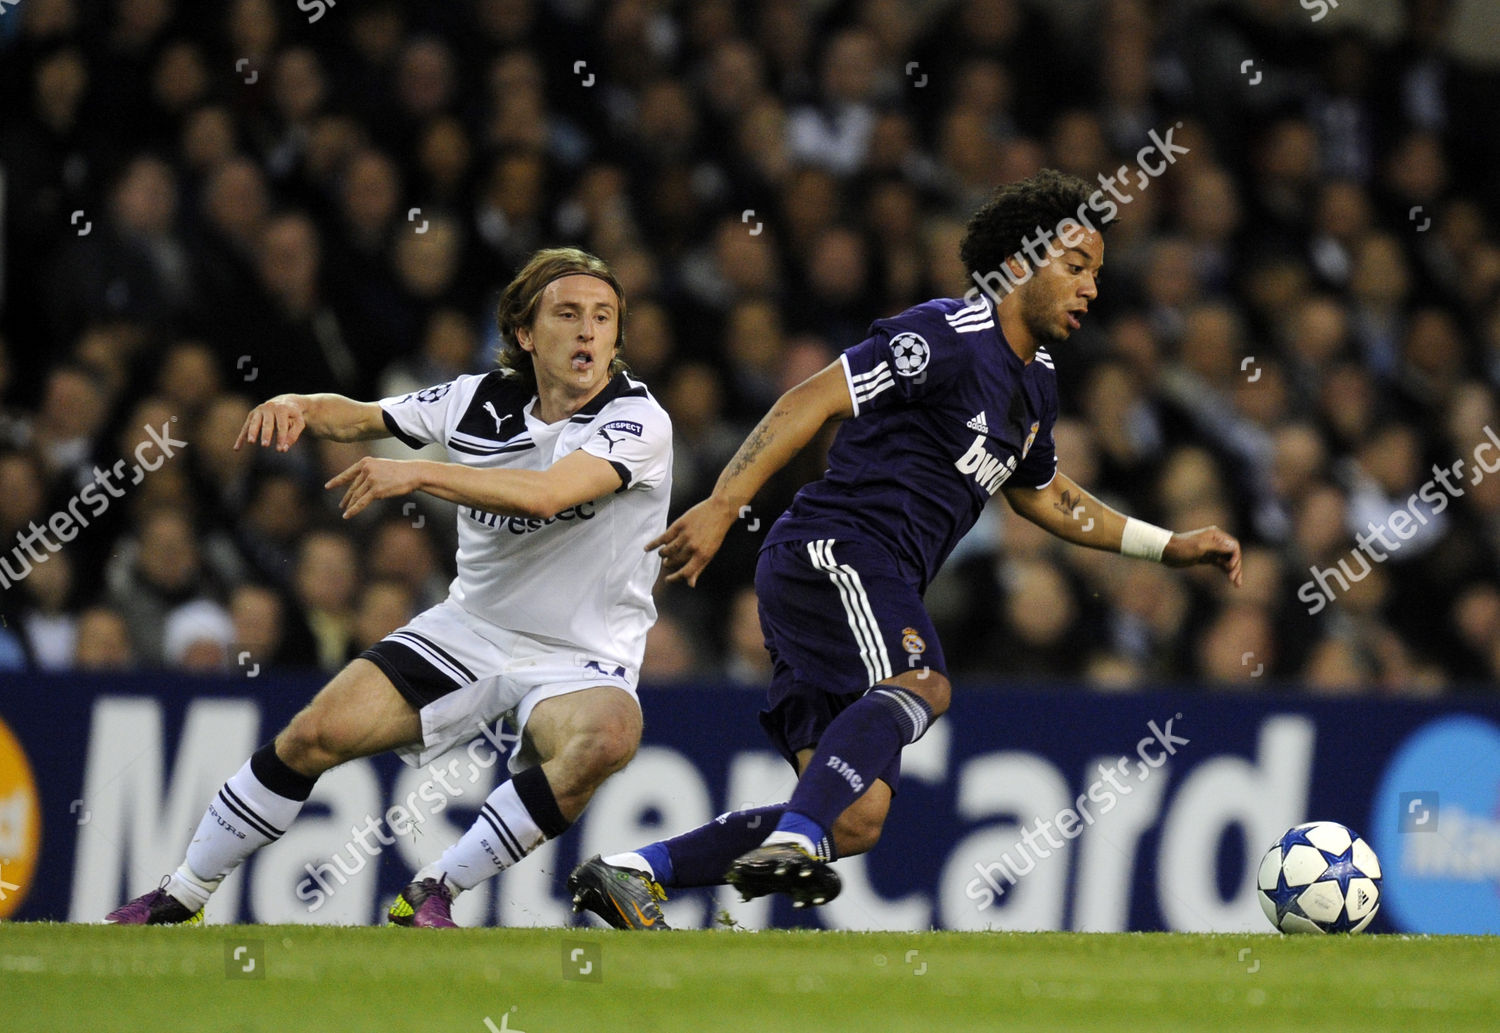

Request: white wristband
left=1121, top=517, right=1173, bottom=562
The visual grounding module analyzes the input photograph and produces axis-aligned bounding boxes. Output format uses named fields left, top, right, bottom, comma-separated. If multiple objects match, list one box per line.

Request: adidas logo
left=966, top=411, right=989, bottom=434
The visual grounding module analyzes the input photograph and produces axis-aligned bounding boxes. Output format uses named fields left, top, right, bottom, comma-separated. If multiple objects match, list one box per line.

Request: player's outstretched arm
left=648, top=361, right=856, bottom=587
left=233, top=393, right=390, bottom=452
left=1002, top=471, right=1242, bottom=586
left=325, top=449, right=623, bottom=521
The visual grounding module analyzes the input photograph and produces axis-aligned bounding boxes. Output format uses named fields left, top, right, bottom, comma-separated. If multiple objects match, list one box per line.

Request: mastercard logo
left=0, top=714, right=41, bottom=918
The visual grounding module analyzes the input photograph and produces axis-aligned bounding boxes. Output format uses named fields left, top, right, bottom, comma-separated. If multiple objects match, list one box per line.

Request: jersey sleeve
left=579, top=397, right=673, bottom=492
left=1011, top=393, right=1059, bottom=489
left=840, top=314, right=966, bottom=417
left=378, top=374, right=478, bottom=449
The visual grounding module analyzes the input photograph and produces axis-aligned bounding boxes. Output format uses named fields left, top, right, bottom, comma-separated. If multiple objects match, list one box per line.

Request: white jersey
left=379, top=369, right=672, bottom=672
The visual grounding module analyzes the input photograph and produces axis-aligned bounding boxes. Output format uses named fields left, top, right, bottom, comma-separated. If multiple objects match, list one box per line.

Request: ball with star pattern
left=1257, top=821, right=1382, bottom=933
left=889, top=332, right=930, bottom=377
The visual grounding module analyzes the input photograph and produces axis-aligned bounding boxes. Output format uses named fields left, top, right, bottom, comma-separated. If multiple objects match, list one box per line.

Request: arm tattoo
left=726, top=418, right=777, bottom=481
left=1055, top=488, right=1085, bottom=521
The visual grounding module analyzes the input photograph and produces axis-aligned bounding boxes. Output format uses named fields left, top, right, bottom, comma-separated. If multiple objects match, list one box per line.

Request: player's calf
left=522, top=687, right=643, bottom=819
left=387, top=693, right=642, bottom=929
left=766, top=684, right=933, bottom=862
left=389, top=763, right=573, bottom=928
left=103, top=739, right=319, bottom=925
left=831, top=801, right=887, bottom=857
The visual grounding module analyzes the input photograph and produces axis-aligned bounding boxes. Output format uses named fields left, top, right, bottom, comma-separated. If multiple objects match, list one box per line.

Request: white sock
left=174, top=758, right=308, bottom=906
left=602, top=851, right=656, bottom=879
left=165, top=864, right=219, bottom=912
left=436, top=779, right=547, bottom=891
left=764, top=829, right=819, bottom=857
left=412, top=862, right=463, bottom=899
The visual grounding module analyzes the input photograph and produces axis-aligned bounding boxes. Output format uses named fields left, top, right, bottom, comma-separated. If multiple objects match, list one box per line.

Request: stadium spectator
left=291, top=528, right=361, bottom=672
left=229, top=581, right=302, bottom=673
left=235, top=472, right=316, bottom=588
left=722, top=583, right=772, bottom=685
left=348, top=578, right=416, bottom=658
left=30, top=364, right=111, bottom=484
left=18, top=549, right=78, bottom=671
left=72, top=605, right=136, bottom=671
left=365, top=517, right=451, bottom=613
left=162, top=598, right=237, bottom=673
left=105, top=507, right=227, bottom=665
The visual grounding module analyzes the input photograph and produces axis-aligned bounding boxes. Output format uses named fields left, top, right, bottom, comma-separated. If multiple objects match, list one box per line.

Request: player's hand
left=234, top=395, right=308, bottom=453
left=1162, top=525, right=1242, bottom=587
left=645, top=497, right=739, bottom=587
left=325, top=457, right=423, bottom=519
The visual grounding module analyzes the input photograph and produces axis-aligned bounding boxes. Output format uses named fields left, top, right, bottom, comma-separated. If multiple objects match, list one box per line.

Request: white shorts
left=360, top=597, right=640, bottom=771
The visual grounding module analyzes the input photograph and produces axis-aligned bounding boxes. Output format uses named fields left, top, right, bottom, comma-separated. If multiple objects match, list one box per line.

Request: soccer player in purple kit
left=567, top=170, right=1242, bottom=930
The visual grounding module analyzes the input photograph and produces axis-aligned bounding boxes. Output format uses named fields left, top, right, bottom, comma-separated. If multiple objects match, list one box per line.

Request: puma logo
left=483, top=401, right=512, bottom=435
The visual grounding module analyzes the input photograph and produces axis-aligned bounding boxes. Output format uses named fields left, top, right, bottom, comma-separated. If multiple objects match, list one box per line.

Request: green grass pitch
left=2, top=924, right=1496, bottom=1033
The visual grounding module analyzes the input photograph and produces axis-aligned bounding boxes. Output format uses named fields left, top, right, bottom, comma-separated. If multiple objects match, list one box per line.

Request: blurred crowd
left=2, top=0, right=1499, bottom=694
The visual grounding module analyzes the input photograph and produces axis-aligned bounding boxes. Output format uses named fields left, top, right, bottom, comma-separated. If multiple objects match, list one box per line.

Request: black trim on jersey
left=572, top=371, right=651, bottom=420
left=608, top=459, right=631, bottom=492
left=447, top=438, right=536, bottom=457
left=382, top=410, right=426, bottom=449
left=361, top=642, right=462, bottom=709
left=453, top=372, right=533, bottom=444
left=576, top=372, right=653, bottom=491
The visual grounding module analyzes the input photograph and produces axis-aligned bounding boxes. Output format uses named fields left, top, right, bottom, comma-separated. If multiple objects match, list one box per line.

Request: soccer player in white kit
left=106, top=247, right=672, bottom=928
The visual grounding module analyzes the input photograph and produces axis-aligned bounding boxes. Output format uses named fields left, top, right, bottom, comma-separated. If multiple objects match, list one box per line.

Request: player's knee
left=559, top=716, right=640, bottom=784
left=922, top=674, right=952, bottom=718
left=587, top=725, right=639, bottom=776
left=892, top=670, right=950, bottom=720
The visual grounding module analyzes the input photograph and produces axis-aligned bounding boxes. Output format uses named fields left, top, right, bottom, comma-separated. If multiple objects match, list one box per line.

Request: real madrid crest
left=901, top=627, right=927, bottom=655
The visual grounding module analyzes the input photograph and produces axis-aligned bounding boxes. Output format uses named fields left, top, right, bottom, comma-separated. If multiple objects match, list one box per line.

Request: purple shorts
left=754, top=537, right=947, bottom=792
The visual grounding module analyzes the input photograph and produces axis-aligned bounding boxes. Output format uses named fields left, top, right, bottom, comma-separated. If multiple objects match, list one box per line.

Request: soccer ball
left=1257, top=821, right=1382, bottom=933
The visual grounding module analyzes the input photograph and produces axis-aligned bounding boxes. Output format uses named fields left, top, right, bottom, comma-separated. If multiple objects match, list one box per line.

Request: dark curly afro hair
left=959, top=169, right=1102, bottom=283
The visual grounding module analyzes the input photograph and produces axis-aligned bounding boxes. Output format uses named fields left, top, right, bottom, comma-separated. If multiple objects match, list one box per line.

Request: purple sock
left=653, top=805, right=787, bottom=888
left=779, top=686, right=933, bottom=837
left=635, top=841, right=674, bottom=884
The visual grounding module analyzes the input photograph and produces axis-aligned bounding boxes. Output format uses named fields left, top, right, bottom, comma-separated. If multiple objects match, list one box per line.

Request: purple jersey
left=765, top=295, right=1059, bottom=592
